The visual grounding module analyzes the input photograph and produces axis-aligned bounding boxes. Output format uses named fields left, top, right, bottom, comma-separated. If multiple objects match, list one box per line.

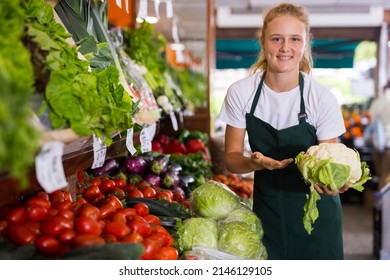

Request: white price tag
left=91, top=134, right=107, bottom=169
left=140, top=123, right=156, bottom=153
left=126, top=128, right=137, bottom=155
left=169, top=111, right=178, bottom=131
left=35, top=141, right=68, bottom=193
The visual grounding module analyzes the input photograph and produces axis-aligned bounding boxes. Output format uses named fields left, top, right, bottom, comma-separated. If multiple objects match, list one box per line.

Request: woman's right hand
left=251, top=151, right=294, bottom=171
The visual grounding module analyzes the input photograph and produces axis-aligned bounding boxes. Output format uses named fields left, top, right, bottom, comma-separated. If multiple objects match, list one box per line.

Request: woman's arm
left=224, top=125, right=293, bottom=174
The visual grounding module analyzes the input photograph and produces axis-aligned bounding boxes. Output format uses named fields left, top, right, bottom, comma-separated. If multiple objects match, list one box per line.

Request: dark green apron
left=245, top=72, right=343, bottom=260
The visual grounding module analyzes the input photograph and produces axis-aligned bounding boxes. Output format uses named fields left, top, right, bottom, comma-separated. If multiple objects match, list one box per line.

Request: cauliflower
left=295, top=142, right=371, bottom=234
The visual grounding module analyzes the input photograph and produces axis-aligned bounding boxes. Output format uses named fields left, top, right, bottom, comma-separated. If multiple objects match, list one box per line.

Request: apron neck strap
left=249, top=72, right=307, bottom=123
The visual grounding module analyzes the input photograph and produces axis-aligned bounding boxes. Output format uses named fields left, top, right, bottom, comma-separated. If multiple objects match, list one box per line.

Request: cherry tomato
left=40, top=216, right=72, bottom=236
left=72, top=234, right=105, bottom=248
left=155, top=191, right=172, bottom=202
left=121, top=232, right=143, bottom=243
left=173, top=191, right=184, bottom=203
left=110, top=212, right=127, bottom=224
left=35, top=235, right=60, bottom=256
left=7, top=223, right=36, bottom=245
left=137, top=181, right=151, bottom=189
left=0, top=220, right=8, bottom=237
left=24, top=221, right=41, bottom=235
left=99, top=203, right=116, bottom=220
left=102, top=233, right=117, bottom=243
left=109, top=188, right=126, bottom=200
left=103, top=222, right=131, bottom=240
left=82, top=185, right=102, bottom=201
left=116, top=208, right=137, bottom=221
left=128, top=189, right=144, bottom=198
left=113, top=178, right=127, bottom=189
left=100, top=179, right=116, bottom=193
left=75, top=216, right=102, bottom=236
left=133, top=203, right=149, bottom=216
left=89, top=178, right=102, bottom=188
left=58, top=229, right=76, bottom=244
left=49, top=190, right=65, bottom=206
left=27, top=205, right=48, bottom=222
left=104, top=195, right=123, bottom=210
left=143, top=214, right=160, bottom=226
left=154, top=246, right=179, bottom=260
left=142, top=186, right=157, bottom=198
left=123, top=183, right=136, bottom=193
left=149, top=232, right=173, bottom=247
left=77, top=204, right=101, bottom=221
left=6, top=206, right=27, bottom=224
left=57, top=209, right=74, bottom=220
left=54, top=201, right=72, bottom=211
left=127, top=216, right=152, bottom=237
left=35, top=191, right=50, bottom=201
left=141, top=238, right=161, bottom=260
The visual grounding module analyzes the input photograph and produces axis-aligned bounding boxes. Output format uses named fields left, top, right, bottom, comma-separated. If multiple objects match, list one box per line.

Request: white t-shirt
left=218, top=72, right=346, bottom=141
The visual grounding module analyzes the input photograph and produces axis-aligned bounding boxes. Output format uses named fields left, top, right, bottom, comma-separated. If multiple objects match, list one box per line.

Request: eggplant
left=123, top=156, right=148, bottom=175
left=92, top=159, right=119, bottom=176
left=150, top=155, right=169, bottom=175
left=179, top=174, right=196, bottom=189
left=144, top=173, right=161, bottom=186
left=161, top=170, right=180, bottom=189
left=166, top=163, right=183, bottom=174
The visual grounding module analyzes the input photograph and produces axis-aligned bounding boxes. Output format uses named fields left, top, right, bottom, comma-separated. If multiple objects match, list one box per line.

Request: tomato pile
left=212, top=173, right=254, bottom=199
left=0, top=174, right=179, bottom=260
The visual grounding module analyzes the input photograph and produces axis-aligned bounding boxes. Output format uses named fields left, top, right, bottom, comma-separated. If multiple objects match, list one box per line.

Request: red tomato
left=99, top=203, right=116, bottom=220
left=113, top=178, right=127, bottom=189
left=123, top=183, right=136, bottom=193
left=149, top=232, right=173, bottom=247
left=72, top=234, right=105, bottom=248
left=137, top=181, right=151, bottom=189
left=40, top=216, right=72, bottom=236
left=141, top=238, right=162, bottom=260
left=63, top=191, right=73, bottom=202
left=0, top=220, right=8, bottom=237
left=102, top=233, right=117, bottom=243
left=103, top=222, right=131, bottom=240
left=109, top=188, right=126, bottom=200
left=75, top=216, right=102, bottom=236
left=35, top=235, right=60, bottom=256
left=58, top=229, right=76, bottom=244
left=49, top=190, right=65, bottom=206
left=173, top=191, right=184, bottom=203
left=27, top=196, right=51, bottom=210
left=57, top=209, right=74, bottom=220
left=7, top=223, right=36, bottom=245
left=35, top=191, right=50, bottom=201
left=110, top=212, right=127, bottom=224
left=104, top=195, right=123, bottom=210
left=142, top=186, right=157, bottom=198
left=27, top=205, right=48, bottom=222
left=54, top=201, right=72, bottom=211
left=82, top=185, right=102, bottom=201
left=143, top=214, right=160, bottom=226
left=100, top=179, right=116, bottom=193
left=89, top=178, right=102, bottom=188
left=24, top=221, right=41, bottom=235
left=121, top=232, right=143, bottom=243
left=155, top=191, right=172, bottom=202
left=154, top=246, right=179, bottom=260
left=6, top=206, right=27, bottom=224
left=133, top=203, right=149, bottom=216
left=128, top=189, right=144, bottom=198
left=77, top=204, right=101, bottom=221
left=116, top=208, right=137, bottom=221
left=127, top=216, right=152, bottom=237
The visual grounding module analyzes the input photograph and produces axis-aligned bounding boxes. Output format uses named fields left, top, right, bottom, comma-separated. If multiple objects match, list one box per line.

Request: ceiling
left=151, top=0, right=390, bottom=69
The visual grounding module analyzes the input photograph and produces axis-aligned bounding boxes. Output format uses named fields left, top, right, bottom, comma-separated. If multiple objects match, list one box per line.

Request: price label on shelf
left=91, top=134, right=107, bottom=169
left=126, top=128, right=137, bottom=155
left=35, top=141, right=68, bottom=193
left=140, top=123, right=156, bottom=153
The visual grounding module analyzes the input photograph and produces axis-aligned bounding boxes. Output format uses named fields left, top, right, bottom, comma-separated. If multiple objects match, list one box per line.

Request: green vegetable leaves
left=295, top=143, right=372, bottom=234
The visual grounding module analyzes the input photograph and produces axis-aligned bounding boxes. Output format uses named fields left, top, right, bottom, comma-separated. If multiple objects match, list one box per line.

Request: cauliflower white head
left=304, top=143, right=362, bottom=183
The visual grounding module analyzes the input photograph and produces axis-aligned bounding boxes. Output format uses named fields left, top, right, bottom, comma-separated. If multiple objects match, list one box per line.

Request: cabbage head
left=190, top=180, right=241, bottom=219
left=176, top=217, right=219, bottom=252
left=218, top=221, right=267, bottom=259
left=220, top=207, right=263, bottom=238
left=295, top=142, right=371, bottom=234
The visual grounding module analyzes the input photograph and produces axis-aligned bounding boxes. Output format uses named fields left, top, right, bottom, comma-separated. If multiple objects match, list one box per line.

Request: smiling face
left=262, top=15, right=307, bottom=74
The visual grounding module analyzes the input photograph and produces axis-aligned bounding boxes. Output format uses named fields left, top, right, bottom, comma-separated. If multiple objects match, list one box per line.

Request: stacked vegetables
left=176, top=180, right=267, bottom=260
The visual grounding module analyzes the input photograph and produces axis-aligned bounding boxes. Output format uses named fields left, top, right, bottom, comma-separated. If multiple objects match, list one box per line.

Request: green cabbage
left=176, top=217, right=219, bottom=252
left=190, top=180, right=241, bottom=219
left=218, top=221, right=267, bottom=259
left=219, top=207, right=263, bottom=238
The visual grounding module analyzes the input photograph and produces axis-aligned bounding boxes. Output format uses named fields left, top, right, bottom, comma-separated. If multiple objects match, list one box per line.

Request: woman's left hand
left=313, top=183, right=349, bottom=196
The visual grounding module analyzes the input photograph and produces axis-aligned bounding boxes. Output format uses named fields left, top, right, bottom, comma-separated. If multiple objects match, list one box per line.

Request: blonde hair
left=250, top=2, right=313, bottom=74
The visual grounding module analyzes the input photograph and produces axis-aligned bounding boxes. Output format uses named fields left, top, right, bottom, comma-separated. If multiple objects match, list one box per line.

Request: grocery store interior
left=1, top=0, right=390, bottom=260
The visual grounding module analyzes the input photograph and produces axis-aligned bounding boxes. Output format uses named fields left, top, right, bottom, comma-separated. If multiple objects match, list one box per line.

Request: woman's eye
left=272, top=37, right=282, bottom=42
left=291, top=37, right=301, bottom=42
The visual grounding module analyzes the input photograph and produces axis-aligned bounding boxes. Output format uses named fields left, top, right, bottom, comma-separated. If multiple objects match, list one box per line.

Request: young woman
left=218, top=3, right=347, bottom=260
